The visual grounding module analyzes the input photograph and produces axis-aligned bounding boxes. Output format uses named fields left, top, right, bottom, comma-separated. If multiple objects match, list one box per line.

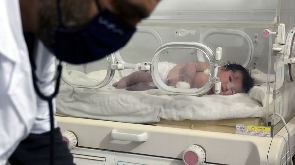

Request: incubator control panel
left=62, top=130, right=78, bottom=150
left=183, top=145, right=206, bottom=165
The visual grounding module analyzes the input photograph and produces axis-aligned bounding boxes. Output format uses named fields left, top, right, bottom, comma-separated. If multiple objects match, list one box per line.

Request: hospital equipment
left=55, top=0, right=295, bottom=164
left=151, top=42, right=222, bottom=95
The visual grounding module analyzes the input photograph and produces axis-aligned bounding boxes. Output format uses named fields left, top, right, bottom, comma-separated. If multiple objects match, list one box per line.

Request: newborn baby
left=113, top=61, right=254, bottom=95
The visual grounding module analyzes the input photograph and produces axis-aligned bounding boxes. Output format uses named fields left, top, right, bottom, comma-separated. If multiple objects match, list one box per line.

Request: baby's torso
left=166, top=64, right=210, bottom=88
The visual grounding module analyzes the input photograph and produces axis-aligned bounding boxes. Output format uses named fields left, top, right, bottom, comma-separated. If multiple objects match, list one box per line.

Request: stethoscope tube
left=26, top=30, right=62, bottom=165
left=31, top=61, right=63, bottom=165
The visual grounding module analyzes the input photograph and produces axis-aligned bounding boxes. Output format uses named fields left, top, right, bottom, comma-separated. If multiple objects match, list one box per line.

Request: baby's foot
left=112, top=79, right=128, bottom=89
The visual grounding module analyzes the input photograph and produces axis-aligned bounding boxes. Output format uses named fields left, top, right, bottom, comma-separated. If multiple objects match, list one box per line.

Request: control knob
left=183, top=144, right=206, bottom=165
left=62, top=130, right=78, bottom=150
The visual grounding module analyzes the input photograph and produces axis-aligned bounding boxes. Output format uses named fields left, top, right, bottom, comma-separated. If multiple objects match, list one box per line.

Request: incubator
left=56, top=0, right=295, bottom=164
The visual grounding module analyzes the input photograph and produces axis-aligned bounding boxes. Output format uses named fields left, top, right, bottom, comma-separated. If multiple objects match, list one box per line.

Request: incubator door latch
left=213, top=47, right=222, bottom=94
left=137, top=62, right=151, bottom=71
left=263, top=24, right=286, bottom=53
left=272, top=44, right=285, bottom=53
left=111, top=61, right=125, bottom=70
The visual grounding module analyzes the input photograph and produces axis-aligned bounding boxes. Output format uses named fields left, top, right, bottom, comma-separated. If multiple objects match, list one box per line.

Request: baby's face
left=217, top=66, right=243, bottom=95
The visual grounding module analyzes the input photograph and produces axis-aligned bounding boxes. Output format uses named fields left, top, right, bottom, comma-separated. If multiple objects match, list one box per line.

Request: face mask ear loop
left=56, top=0, right=64, bottom=27
left=94, top=0, right=102, bottom=12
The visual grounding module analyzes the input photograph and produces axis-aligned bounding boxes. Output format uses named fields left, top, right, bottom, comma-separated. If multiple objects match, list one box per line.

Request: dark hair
left=224, top=63, right=255, bottom=93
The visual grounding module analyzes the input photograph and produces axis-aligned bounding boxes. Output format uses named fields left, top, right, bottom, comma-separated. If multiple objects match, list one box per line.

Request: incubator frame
left=151, top=42, right=222, bottom=96
left=283, top=27, right=295, bottom=82
left=60, top=27, right=163, bottom=89
left=200, top=29, right=254, bottom=68
left=61, top=57, right=115, bottom=88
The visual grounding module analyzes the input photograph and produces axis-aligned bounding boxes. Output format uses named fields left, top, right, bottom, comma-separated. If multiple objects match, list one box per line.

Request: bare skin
left=113, top=61, right=243, bottom=95
left=217, top=66, right=243, bottom=95
left=167, top=61, right=210, bottom=88
left=19, top=0, right=161, bottom=39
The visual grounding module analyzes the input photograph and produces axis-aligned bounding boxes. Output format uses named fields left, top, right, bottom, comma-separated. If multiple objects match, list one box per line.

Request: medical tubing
left=31, top=62, right=62, bottom=165
left=266, top=34, right=272, bottom=125
left=26, top=33, right=60, bottom=165
left=48, top=100, right=55, bottom=165
left=276, top=0, right=281, bottom=24
left=32, top=63, right=62, bottom=100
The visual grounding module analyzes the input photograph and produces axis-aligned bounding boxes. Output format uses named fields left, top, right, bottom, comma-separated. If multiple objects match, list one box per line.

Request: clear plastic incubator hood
left=55, top=0, right=295, bottom=165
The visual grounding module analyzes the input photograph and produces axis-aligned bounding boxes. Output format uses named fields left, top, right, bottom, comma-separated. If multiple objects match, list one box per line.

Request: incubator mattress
left=56, top=69, right=295, bottom=124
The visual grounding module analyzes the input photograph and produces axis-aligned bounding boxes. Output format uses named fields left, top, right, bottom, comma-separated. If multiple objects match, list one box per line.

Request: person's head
left=217, top=63, right=254, bottom=95
left=21, top=0, right=160, bottom=32
left=20, top=0, right=160, bottom=63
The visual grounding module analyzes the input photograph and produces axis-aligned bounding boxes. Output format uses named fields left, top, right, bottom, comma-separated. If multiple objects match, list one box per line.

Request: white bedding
left=56, top=69, right=293, bottom=123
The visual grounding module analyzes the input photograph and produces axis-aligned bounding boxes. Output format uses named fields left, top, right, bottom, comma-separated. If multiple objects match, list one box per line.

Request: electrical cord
left=277, top=134, right=289, bottom=164
left=274, top=113, right=294, bottom=165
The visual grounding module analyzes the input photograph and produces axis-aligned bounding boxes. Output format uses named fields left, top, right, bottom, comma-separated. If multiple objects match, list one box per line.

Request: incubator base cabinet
left=57, top=116, right=295, bottom=165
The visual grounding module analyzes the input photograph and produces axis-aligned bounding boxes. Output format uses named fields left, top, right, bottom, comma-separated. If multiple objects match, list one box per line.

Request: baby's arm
left=179, top=61, right=209, bottom=87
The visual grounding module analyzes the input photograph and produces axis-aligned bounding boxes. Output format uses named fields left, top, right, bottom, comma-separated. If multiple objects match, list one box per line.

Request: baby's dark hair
left=224, top=63, right=255, bottom=93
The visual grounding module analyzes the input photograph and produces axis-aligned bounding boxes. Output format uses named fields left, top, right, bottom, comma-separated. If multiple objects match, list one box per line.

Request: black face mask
left=54, top=0, right=136, bottom=64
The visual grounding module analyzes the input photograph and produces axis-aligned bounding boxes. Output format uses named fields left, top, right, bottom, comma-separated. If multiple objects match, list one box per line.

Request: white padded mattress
left=56, top=69, right=295, bottom=123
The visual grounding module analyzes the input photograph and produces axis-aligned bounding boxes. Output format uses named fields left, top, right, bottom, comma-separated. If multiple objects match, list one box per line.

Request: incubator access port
left=151, top=42, right=221, bottom=96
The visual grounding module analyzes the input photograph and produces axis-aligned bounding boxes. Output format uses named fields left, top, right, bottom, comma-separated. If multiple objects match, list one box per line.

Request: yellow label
left=246, top=125, right=271, bottom=132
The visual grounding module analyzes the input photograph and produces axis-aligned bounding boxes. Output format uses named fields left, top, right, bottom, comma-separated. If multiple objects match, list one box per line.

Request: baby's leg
left=112, top=77, right=128, bottom=88
left=113, top=71, right=153, bottom=89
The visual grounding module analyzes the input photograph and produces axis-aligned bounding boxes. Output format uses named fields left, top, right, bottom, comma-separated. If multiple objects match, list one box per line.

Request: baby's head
left=217, top=63, right=254, bottom=95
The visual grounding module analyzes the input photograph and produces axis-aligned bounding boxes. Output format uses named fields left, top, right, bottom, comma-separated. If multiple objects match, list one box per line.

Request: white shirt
left=0, top=1, right=56, bottom=164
